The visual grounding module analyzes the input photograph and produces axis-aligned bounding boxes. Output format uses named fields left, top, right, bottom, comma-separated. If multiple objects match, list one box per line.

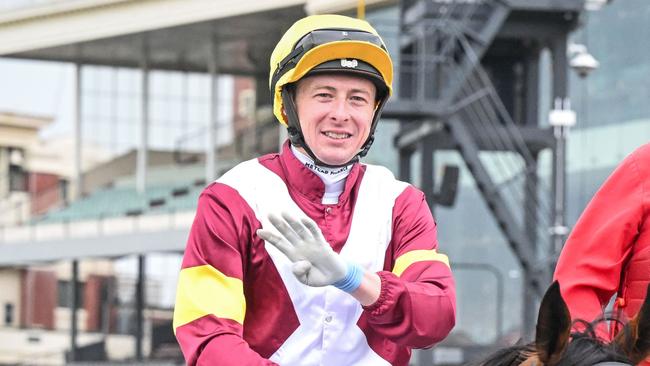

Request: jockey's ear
left=624, top=283, right=650, bottom=364
left=535, top=281, right=571, bottom=366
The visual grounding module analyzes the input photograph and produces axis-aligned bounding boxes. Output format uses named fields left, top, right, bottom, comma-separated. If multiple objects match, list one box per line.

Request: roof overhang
left=0, top=0, right=308, bottom=75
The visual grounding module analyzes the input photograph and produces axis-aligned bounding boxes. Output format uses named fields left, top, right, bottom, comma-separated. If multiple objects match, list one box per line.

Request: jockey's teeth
left=324, top=132, right=350, bottom=139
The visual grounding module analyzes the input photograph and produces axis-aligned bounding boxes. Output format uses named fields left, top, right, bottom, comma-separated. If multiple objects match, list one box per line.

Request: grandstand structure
left=0, top=0, right=315, bottom=362
left=0, top=0, right=597, bottom=365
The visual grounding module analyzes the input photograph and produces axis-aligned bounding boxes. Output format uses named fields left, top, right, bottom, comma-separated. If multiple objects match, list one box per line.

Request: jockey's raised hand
left=257, top=212, right=363, bottom=292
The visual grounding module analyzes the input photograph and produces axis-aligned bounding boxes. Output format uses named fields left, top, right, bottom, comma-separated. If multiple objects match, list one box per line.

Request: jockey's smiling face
left=293, top=73, right=377, bottom=166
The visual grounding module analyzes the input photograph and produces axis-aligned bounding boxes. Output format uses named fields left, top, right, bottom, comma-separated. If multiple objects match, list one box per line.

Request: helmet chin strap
left=281, top=87, right=386, bottom=169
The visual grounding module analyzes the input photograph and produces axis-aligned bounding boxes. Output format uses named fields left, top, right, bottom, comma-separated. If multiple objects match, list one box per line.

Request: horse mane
left=474, top=318, right=632, bottom=366
left=557, top=323, right=631, bottom=366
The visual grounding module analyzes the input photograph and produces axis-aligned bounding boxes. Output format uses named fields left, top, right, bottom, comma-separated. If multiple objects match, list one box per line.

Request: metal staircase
left=447, top=66, right=552, bottom=294
left=386, top=0, right=555, bottom=296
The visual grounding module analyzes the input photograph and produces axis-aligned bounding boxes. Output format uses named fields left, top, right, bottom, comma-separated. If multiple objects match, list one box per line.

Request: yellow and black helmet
left=269, top=14, right=394, bottom=166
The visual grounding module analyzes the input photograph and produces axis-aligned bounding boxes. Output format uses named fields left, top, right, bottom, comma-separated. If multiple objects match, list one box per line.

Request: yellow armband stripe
left=173, top=264, right=245, bottom=332
left=392, top=249, right=450, bottom=277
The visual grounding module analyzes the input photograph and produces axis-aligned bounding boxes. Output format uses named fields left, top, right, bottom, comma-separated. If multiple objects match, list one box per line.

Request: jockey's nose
left=329, top=97, right=350, bottom=123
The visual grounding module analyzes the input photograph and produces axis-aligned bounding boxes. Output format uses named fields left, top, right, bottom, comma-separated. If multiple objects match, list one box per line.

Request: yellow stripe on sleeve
left=173, top=264, right=245, bottom=332
left=392, top=249, right=450, bottom=277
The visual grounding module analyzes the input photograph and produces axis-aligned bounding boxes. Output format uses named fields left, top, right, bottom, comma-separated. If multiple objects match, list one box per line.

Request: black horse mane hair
left=474, top=318, right=632, bottom=366
left=557, top=325, right=631, bottom=366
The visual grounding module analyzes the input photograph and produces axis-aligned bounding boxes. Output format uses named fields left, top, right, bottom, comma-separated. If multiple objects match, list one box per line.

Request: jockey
left=554, top=142, right=650, bottom=362
left=173, top=14, right=456, bottom=366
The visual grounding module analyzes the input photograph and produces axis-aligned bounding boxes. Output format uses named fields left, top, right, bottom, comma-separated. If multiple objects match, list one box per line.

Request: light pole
left=548, top=42, right=599, bottom=277
left=548, top=98, right=576, bottom=275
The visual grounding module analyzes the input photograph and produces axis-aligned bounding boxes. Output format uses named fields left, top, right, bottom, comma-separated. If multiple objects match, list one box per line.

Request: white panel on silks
left=218, top=160, right=407, bottom=366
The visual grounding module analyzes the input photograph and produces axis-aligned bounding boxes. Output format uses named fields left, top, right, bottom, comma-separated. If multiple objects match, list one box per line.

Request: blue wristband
left=332, top=262, right=364, bottom=293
